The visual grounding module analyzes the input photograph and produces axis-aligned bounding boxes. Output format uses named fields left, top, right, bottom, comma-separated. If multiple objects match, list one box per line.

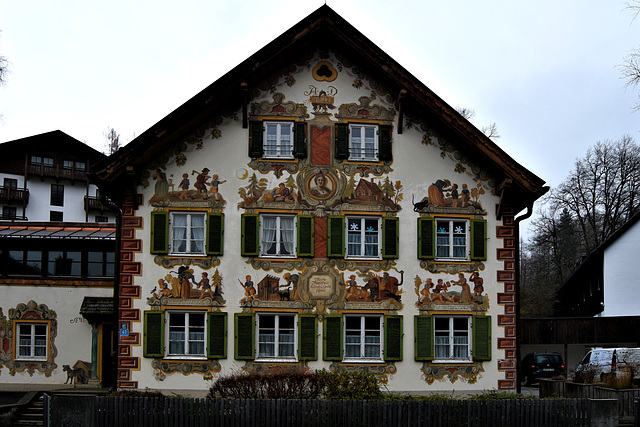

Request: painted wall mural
left=149, top=167, right=227, bottom=208
left=148, top=266, right=225, bottom=306
left=413, top=179, right=485, bottom=213
left=415, top=272, right=488, bottom=310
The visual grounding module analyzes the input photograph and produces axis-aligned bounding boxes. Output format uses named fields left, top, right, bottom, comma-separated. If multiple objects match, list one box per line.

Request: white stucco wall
left=602, top=219, right=640, bottom=316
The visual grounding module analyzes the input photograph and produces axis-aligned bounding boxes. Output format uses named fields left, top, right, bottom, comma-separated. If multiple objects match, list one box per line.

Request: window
left=167, top=312, right=206, bottom=358
left=417, top=217, right=487, bottom=261
left=151, top=211, right=224, bottom=256
left=414, top=315, right=491, bottom=362
left=63, top=160, right=73, bottom=169
left=263, top=122, right=294, bottom=159
left=436, top=219, right=468, bottom=260
left=3, top=250, right=43, bottom=275
left=241, top=214, right=313, bottom=258
left=260, top=214, right=295, bottom=258
left=346, top=216, right=381, bottom=259
left=87, top=251, right=115, bottom=277
left=348, top=124, right=378, bottom=161
left=256, top=313, right=297, bottom=361
left=171, top=212, right=206, bottom=256
left=50, top=211, right=63, bottom=221
left=63, top=160, right=86, bottom=170
left=322, top=315, right=402, bottom=362
left=50, top=184, right=64, bottom=207
left=30, top=156, right=42, bottom=165
left=4, top=178, right=17, bottom=189
left=434, top=316, right=471, bottom=361
left=143, top=311, right=227, bottom=359
left=249, top=121, right=307, bottom=159
left=43, top=157, right=53, bottom=167
left=48, top=250, right=81, bottom=276
left=16, top=323, right=48, bottom=361
left=95, top=216, right=109, bottom=223
left=2, top=206, right=17, bottom=219
left=326, top=216, right=398, bottom=259
left=234, top=313, right=317, bottom=361
left=344, top=315, right=383, bottom=361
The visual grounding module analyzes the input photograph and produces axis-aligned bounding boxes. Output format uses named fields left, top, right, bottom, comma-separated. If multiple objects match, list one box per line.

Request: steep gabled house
left=91, top=6, right=546, bottom=393
left=0, top=131, right=116, bottom=387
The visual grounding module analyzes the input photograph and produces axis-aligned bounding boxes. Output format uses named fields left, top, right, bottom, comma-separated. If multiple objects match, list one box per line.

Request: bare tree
left=621, top=1, right=640, bottom=110
left=455, top=106, right=500, bottom=140
left=104, top=127, right=120, bottom=155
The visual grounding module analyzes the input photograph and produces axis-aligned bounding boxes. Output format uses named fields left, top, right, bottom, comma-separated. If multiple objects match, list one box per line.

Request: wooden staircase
left=12, top=394, right=44, bottom=426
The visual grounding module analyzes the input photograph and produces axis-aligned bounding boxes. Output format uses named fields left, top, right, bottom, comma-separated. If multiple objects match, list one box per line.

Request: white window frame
left=345, top=216, right=381, bottom=260
left=259, top=214, right=296, bottom=258
left=263, top=121, right=294, bottom=159
left=348, top=124, right=379, bottom=161
left=170, top=212, right=207, bottom=256
left=435, top=218, right=469, bottom=261
left=16, top=322, right=48, bottom=361
left=343, top=314, right=383, bottom=362
left=255, top=313, right=298, bottom=362
left=433, top=316, right=472, bottom=363
left=166, top=311, right=207, bottom=359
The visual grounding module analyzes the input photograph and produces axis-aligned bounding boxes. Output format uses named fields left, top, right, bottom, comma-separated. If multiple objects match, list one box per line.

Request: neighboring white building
left=0, top=131, right=116, bottom=387
left=0, top=130, right=116, bottom=223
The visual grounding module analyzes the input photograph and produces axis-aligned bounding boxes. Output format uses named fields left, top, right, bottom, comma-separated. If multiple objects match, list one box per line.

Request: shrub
left=110, top=389, right=164, bottom=397
left=468, top=389, right=535, bottom=400
left=318, top=368, right=383, bottom=400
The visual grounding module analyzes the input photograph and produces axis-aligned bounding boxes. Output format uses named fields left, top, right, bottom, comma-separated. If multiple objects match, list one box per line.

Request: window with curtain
left=16, top=323, right=48, bottom=361
left=436, top=219, right=468, bottom=260
left=167, top=312, right=206, bottom=357
left=256, top=313, right=296, bottom=360
left=263, top=122, right=294, bottom=159
left=170, top=212, right=206, bottom=255
left=348, top=124, right=378, bottom=161
left=260, top=214, right=295, bottom=257
left=346, top=216, right=381, bottom=259
left=434, top=316, right=471, bottom=361
left=344, top=315, right=382, bottom=361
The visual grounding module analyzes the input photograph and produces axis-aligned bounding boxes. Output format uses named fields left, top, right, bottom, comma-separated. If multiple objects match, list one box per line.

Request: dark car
left=521, top=352, right=566, bottom=385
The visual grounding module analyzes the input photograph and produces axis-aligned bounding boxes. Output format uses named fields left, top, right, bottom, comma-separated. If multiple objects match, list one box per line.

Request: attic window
left=312, top=61, right=338, bottom=82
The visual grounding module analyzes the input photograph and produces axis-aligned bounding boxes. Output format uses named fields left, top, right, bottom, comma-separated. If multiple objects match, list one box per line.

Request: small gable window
left=349, top=124, right=378, bottom=161
left=249, top=121, right=307, bottom=159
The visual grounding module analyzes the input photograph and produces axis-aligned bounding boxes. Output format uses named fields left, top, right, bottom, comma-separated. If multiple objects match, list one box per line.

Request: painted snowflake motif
left=350, top=223, right=360, bottom=230
left=454, top=226, right=464, bottom=234
left=438, top=227, right=447, bottom=233
left=366, top=226, right=375, bottom=232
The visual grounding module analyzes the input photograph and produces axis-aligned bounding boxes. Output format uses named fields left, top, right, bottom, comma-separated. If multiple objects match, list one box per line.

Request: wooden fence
left=91, top=397, right=593, bottom=427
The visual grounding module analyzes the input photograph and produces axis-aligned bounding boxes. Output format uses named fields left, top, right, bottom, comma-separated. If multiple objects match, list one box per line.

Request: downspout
left=99, top=192, right=122, bottom=392
left=514, top=204, right=534, bottom=394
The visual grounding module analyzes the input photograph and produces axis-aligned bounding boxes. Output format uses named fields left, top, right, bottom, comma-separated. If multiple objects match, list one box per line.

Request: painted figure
left=460, top=183, right=470, bottom=206
left=208, top=174, right=226, bottom=200
left=470, top=272, right=484, bottom=297
left=179, top=173, right=190, bottom=199
left=154, top=168, right=169, bottom=198
left=380, top=270, right=404, bottom=301
left=419, top=278, right=434, bottom=304
left=428, top=179, right=447, bottom=207
left=196, top=272, right=214, bottom=299
left=363, top=275, right=380, bottom=302
left=192, top=168, right=211, bottom=193
left=239, top=275, right=257, bottom=303
left=452, top=273, right=472, bottom=303
left=310, top=173, right=332, bottom=198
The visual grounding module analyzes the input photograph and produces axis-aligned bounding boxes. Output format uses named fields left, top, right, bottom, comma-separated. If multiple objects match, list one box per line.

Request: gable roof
left=92, top=5, right=547, bottom=213
left=0, top=130, right=104, bottom=161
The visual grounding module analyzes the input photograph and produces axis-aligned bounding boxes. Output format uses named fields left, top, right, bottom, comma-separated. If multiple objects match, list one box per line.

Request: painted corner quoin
left=91, top=5, right=546, bottom=393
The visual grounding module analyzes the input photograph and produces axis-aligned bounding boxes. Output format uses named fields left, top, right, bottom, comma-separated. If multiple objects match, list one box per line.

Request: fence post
left=589, top=399, right=618, bottom=427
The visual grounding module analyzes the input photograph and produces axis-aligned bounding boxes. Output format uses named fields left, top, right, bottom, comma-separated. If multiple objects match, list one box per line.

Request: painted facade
left=0, top=131, right=116, bottom=386
left=93, top=6, right=546, bottom=392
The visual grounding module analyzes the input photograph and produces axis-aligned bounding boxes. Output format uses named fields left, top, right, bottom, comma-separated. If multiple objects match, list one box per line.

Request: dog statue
left=63, top=364, right=86, bottom=385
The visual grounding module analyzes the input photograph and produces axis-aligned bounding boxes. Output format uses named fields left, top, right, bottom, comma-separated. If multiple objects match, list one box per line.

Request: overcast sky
left=2, top=0, right=639, bottom=231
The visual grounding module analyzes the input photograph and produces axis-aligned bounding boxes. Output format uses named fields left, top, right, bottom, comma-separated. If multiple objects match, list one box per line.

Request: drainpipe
left=514, top=204, right=534, bottom=394
left=99, top=192, right=122, bottom=392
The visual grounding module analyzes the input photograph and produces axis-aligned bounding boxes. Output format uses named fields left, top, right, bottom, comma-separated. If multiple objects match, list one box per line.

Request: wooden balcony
left=0, top=186, right=29, bottom=204
left=84, top=195, right=105, bottom=212
left=28, top=164, right=87, bottom=181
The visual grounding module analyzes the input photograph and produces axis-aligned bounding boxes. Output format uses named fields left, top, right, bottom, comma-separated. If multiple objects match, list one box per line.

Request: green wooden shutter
left=293, top=122, right=307, bottom=158
left=241, top=214, right=259, bottom=256
left=234, top=313, right=255, bottom=360
left=297, top=215, right=314, bottom=257
left=417, top=217, right=435, bottom=260
left=206, top=213, right=224, bottom=255
left=470, top=219, right=487, bottom=260
left=207, top=312, right=227, bottom=359
left=150, top=211, right=169, bottom=254
left=382, top=217, right=399, bottom=259
left=327, top=216, right=345, bottom=257
left=323, top=315, right=343, bottom=361
left=378, top=125, right=393, bottom=162
left=298, top=315, right=318, bottom=361
left=414, top=315, right=434, bottom=361
left=143, top=311, right=165, bottom=358
left=473, top=315, right=491, bottom=361
left=384, top=315, right=403, bottom=361
left=335, top=123, right=349, bottom=159
left=249, top=120, right=263, bottom=157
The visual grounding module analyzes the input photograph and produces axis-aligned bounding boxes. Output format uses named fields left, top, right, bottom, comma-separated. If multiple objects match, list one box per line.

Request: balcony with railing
left=0, top=186, right=29, bottom=204
left=84, top=195, right=106, bottom=212
left=28, top=164, right=87, bottom=181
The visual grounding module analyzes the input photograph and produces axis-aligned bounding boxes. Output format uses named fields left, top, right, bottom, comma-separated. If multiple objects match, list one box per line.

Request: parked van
left=575, top=347, right=640, bottom=382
